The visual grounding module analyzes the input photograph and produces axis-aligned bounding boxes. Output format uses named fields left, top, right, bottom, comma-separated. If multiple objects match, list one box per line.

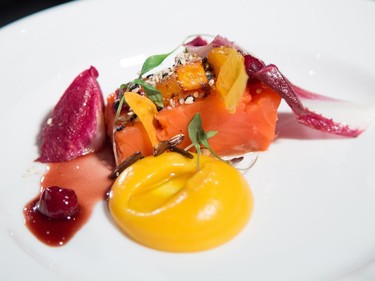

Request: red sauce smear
left=23, top=145, right=115, bottom=246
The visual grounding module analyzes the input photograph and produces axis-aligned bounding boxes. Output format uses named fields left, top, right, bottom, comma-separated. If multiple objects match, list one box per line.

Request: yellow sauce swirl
left=109, top=152, right=253, bottom=252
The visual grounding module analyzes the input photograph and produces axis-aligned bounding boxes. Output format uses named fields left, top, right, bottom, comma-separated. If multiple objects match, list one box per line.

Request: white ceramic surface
left=1, top=0, right=375, bottom=280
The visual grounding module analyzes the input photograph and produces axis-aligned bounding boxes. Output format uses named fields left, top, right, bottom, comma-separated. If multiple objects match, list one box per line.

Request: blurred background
left=0, top=0, right=73, bottom=27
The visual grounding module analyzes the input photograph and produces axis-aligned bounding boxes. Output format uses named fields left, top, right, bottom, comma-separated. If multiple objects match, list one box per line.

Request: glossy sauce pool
left=23, top=146, right=115, bottom=246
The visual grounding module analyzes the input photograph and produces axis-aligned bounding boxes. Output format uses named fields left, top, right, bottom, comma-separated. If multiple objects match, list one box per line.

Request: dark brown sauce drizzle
left=23, top=145, right=115, bottom=246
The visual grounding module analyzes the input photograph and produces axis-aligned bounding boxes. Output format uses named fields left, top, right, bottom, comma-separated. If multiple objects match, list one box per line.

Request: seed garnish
left=153, top=134, right=190, bottom=157
left=109, top=151, right=144, bottom=179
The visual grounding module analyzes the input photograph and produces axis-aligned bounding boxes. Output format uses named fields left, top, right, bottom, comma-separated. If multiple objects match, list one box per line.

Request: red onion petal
left=184, top=36, right=208, bottom=47
left=186, top=35, right=241, bottom=58
left=186, top=35, right=372, bottom=137
left=245, top=57, right=371, bottom=137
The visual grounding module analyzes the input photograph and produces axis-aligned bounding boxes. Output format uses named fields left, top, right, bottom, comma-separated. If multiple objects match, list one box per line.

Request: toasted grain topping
left=184, top=96, right=194, bottom=104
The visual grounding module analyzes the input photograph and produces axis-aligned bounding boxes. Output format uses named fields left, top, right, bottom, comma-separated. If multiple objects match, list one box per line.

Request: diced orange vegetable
left=176, top=61, right=208, bottom=91
left=156, top=74, right=183, bottom=100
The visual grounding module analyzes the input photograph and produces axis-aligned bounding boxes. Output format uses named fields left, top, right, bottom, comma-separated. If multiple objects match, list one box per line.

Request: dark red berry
left=36, top=186, right=79, bottom=219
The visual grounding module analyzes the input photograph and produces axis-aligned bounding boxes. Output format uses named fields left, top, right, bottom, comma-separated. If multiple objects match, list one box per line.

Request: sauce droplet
left=24, top=145, right=114, bottom=246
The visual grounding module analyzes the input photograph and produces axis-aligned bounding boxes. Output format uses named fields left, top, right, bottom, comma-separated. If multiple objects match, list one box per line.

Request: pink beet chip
left=37, top=66, right=106, bottom=163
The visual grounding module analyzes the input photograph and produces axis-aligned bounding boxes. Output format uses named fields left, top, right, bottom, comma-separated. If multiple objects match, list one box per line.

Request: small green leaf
left=139, top=53, right=171, bottom=77
left=205, top=130, right=218, bottom=139
left=188, top=113, right=202, bottom=145
left=143, top=85, right=164, bottom=108
left=188, top=113, right=220, bottom=169
left=133, top=78, right=164, bottom=108
left=200, top=135, right=220, bottom=159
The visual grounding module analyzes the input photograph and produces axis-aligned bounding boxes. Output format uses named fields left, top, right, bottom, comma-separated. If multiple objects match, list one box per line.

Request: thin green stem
left=112, top=84, right=130, bottom=165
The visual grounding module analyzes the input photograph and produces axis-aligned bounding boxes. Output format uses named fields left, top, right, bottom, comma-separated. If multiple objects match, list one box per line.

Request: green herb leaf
left=205, top=130, right=218, bottom=139
left=188, top=113, right=220, bottom=169
left=188, top=113, right=202, bottom=147
left=133, top=78, right=164, bottom=108
left=138, top=34, right=211, bottom=77
left=200, top=133, right=221, bottom=159
left=139, top=53, right=171, bottom=77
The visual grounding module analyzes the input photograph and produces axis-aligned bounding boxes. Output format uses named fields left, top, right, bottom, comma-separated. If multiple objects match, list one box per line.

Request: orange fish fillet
left=105, top=82, right=281, bottom=164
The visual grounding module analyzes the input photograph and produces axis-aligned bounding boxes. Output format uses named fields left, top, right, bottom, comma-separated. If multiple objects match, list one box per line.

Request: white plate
left=1, top=0, right=375, bottom=280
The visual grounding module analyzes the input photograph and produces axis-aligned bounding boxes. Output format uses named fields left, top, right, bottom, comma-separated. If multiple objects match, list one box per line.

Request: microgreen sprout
left=187, top=113, right=220, bottom=169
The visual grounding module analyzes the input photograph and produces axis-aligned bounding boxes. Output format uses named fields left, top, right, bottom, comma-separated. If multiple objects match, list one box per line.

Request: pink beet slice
left=37, top=66, right=106, bottom=163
